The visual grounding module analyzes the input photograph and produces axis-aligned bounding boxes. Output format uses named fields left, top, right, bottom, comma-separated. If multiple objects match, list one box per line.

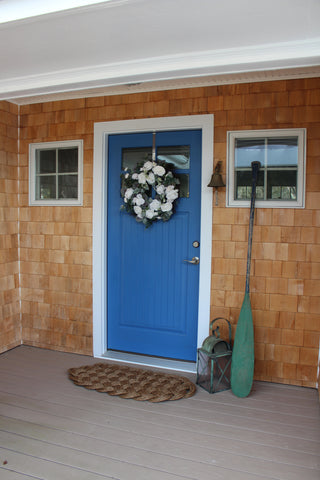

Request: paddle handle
left=245, top=161, right=261, bottom=294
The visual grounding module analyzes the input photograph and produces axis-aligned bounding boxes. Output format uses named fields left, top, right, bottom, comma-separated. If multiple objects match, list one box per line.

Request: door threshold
left=96, top=350, right=197, bottom=373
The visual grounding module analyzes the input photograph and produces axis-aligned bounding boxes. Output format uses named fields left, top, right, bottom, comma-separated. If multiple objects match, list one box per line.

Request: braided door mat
left=68, top=363, right=196, bottom=402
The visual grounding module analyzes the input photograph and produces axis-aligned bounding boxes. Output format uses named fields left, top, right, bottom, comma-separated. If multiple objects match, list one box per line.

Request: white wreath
left=120, top=160, right=180, bottom=228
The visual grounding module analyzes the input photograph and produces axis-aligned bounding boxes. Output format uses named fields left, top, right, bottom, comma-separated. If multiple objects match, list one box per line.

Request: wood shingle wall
left=0, top=77, right=319, bottom=387
left=0, top=101, right=20, bottom=352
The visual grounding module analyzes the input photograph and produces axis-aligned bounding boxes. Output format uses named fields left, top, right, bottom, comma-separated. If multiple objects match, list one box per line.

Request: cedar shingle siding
left=1, top=77, right=319, bottom=387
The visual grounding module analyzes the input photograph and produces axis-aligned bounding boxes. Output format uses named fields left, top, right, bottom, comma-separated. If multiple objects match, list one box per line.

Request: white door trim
left=93, top=114, right=214, bottom=372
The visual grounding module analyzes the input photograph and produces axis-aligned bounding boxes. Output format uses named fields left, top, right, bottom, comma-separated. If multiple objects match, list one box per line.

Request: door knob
left=183, top=256, right=200, bottom=265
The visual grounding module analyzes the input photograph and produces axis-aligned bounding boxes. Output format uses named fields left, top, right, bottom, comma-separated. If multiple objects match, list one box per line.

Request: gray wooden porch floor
left=0, top=346, right=319, bottom=480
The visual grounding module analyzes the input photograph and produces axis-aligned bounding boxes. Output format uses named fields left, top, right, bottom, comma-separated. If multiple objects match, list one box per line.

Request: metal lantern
left=196, top=317, right=232, bottom=394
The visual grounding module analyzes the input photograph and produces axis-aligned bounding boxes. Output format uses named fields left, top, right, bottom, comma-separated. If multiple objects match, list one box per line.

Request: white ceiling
left=0, top=0, right=109, bottom=23
left=1, top=0, right=320, bottom=104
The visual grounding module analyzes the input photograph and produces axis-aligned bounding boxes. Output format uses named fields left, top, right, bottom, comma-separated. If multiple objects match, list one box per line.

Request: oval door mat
left=68, top=363, right=196, bottom=402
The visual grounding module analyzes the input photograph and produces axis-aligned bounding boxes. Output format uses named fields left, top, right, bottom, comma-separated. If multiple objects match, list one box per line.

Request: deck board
left=0, top=346, right=319, bottom=480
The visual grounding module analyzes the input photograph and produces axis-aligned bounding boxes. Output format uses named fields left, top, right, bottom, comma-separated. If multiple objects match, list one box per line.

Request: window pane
left=267, top=138, right=298, bottom=167
left=36, top=176, right=56, bottom=199
left=122, top=147, right=152, bottom=170
left=157, top=146, right=190, bottom=169
left=175, top=173, right=189, bottom=198
left=58, top=147, right=78, bottom=173
left=36, top=149, right=56, bottom=174
left=235, top=170, right=264, bottom=200
left=235, top=139, right=265, bottom=168
left=234, top=136, right=299, bottom=202
left=267, top=170, right=297, bottom=200
left=58, top=175, right=78, bottom=199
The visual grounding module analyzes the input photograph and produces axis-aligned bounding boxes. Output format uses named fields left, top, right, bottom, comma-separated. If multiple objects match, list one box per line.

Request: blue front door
left=107, top=130, right=201, bottom=361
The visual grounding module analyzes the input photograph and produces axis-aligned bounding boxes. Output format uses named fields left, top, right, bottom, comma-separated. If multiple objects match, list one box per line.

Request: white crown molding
left=6, top=66, right=320, bottom=106
left=1, top=38, right=319, bottom=103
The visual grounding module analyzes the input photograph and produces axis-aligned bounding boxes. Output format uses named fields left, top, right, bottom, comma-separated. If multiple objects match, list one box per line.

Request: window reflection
left=234, top=137, right=298, bottom=201
left=122, top=148, right=152, bottom=170
left=157, top=145, right=190, bottom=169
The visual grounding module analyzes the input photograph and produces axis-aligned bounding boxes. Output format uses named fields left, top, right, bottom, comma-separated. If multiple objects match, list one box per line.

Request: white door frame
left=92, top=115, right=214, bottom=372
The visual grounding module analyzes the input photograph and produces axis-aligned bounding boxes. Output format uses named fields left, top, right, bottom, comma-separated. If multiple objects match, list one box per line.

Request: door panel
left=107, top=130, right=201, bottom=361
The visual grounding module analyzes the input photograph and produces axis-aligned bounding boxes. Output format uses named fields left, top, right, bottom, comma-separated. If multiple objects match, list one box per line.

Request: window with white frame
left=29, top=140, right=83, bottom=206
left=227, top=129, right=306, bottom=208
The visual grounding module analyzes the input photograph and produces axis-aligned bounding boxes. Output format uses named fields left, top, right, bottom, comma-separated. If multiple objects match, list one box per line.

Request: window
left=227, top=129, right=306, bottom=208
left=29, top=140, right=83, bottom=206
left=121, top=144, right=190, bottom=197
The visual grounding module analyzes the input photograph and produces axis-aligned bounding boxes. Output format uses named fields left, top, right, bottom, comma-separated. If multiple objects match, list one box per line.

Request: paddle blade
left=231, top=293, right=254, bottom=398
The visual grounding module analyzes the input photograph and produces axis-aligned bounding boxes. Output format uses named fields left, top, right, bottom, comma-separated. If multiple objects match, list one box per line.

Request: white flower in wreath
left=153, top=165, right=166, bottom=176
left=149, top=199, right=161, bottom=211
left=146, top=209, right=157, bottom=219
left=155, top=184, right=165, bottom=195
left=146, top=172, right=155, bottom=185
left=161, top=202, right=173, bottom=212
left=142, top=161, right=154, bottom=171
left=166, top=187, right=179, bottom=202
left=132, top=194, right=145, bottom=206
left=124, top=188, right=134, bottom=200
left=132, top=173, right=138, bottom=180
left=138, top=172, right=147, bottom=184
left=133, top=205, right=142, bottom=216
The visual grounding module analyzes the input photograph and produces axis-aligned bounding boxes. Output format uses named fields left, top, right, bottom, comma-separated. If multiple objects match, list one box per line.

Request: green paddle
left=231, top=161, right=260, bottom=398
